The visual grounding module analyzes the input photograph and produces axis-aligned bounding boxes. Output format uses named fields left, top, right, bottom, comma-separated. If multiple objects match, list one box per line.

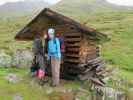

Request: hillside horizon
left=0, top=0, right=133, bottom=17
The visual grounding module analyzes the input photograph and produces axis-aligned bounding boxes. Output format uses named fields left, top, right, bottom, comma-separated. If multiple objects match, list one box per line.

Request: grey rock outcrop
left=0, top=50, right=12, bottom=67
left=12, top=49, right=33, bottom=68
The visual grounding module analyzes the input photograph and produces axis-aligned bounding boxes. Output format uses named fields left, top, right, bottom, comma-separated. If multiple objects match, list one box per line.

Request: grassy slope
left=0, top=68, right=82, bottom=100
left=0, top=0, right=133, bottom=78
left=0, top=16, right=32, bottom=54
left=83, top=11, right=133, bottom=71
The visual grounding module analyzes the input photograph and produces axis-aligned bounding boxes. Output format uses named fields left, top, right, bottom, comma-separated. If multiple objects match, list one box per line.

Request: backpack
left=58, top=36, right=65, bottom=53
left=46, top=33, right=65, bottom=53
left=36, top=69, right=45, bottom=79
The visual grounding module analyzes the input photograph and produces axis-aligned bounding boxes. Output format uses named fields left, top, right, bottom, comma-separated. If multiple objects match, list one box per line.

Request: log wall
left=46, top=24, right=105, bottom=85
left=79, top=35, right=99, bottom=64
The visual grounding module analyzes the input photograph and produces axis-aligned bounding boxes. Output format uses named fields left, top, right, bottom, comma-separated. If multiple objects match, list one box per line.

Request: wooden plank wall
left=46, top=24, right=102, bottom=81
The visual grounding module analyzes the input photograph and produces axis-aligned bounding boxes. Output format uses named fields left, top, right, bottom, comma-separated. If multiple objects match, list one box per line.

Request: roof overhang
left=15, top=8, right=109, bottom=42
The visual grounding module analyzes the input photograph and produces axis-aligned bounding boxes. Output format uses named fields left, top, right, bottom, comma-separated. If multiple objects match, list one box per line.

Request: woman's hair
left=34, top=34, right=40, bottom=39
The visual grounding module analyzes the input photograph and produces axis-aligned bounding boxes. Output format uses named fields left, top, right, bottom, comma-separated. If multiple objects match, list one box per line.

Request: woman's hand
left=45, top=54, right=49, bottom=61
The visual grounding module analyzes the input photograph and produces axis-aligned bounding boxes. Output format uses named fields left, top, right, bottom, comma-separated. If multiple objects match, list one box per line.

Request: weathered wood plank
left=66, top=48, right=80, bottom=52
left=64, top=33, right=81, bottom=36
left=64, top=59, right=80, bottom=63
left=65, top=53, right=80, bottom=58
left=64, top=38, right=81, bottom=42
left=90, top=78, right=105, bottom=86
left=65, top=43, right=81, bottom=47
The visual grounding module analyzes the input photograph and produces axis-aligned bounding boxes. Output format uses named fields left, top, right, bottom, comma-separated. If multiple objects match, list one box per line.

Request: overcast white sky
left=107, top=0, right=133, bottom=6
left=0, top=0, right=133, bottom=6
left=0, top=0, right=61, bottom=5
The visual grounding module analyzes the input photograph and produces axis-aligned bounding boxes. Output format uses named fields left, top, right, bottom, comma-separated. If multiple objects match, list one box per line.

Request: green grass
left=116, top=69, right=133, bottom=80
left=0, top=77, right=48, bottom=100
left=0, top=16, right=32, bottom=54
left=0, top=68, right=83, bottom=100
left=0, top=68, right=48, bottom=100
left=0, top=68, right=26, bottom=76
left=73, top=11, right=133, bottom=73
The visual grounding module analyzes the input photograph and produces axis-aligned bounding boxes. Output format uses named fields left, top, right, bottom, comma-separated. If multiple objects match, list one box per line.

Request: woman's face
left=48, top=32, right=55, bottom=39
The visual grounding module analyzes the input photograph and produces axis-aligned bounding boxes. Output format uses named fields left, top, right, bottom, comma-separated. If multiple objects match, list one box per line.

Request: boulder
left=101, top=87, right=126, bottom=100
left=0, top=50, right=12, bottom=67
left=13, top=94, right=23, bottom=100
left=5, top=73, right=22, bottom=83
left=12, top=49, right=33, bottom=68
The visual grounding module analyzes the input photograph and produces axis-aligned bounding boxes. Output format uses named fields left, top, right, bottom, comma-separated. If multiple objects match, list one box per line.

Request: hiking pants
left=51, top=56, right=61, bottom=86
left=36, top=54, right=44, bottom=69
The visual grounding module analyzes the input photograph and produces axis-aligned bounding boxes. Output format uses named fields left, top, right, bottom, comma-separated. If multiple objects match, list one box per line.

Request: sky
left=107, top=0, right=133, bottom=6
left=0, top=0, right=61, bottom=5
left=0, top=0, right=133, bottom=6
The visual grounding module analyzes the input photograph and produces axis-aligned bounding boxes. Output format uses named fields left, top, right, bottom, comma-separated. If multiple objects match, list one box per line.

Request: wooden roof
left=15, top=8, right=109, bottom=41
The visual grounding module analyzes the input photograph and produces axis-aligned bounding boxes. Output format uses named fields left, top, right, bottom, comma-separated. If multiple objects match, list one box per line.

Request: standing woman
left=47, top=28, right=61, bottom=86
left=33, top=34, right=44, bottom=70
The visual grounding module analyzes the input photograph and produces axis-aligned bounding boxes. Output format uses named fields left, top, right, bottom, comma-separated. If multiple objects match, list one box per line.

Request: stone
left=101, top=87, right=126, bottom=100
left=13, top=94, right=23, bottom=100
left=0, top=50, right=12, bottom=67
left=5, top=73, right=22, bottom=83
left=46, top=87, right=53, bottom=94
left=75, top=98, right=80, bottom=100
left=12, top=49, right=33, bottom=68
left=66, top=88, right=73, bottom=93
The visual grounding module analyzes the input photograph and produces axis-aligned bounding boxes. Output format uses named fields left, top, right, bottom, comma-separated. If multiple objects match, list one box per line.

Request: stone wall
left=0, top=49, right=33, bottom=68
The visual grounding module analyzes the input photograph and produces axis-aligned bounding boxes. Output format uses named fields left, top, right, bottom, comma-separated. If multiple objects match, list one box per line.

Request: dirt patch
left=48, top=92, right=75, bottom=100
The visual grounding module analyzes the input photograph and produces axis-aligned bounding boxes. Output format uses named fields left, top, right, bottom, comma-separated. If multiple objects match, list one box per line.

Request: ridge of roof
left=15, top=8, right=109, bottom=42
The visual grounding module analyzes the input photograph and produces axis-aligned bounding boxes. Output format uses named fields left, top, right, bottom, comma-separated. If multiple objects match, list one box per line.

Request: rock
left=46, top=87, right=53, bottom=94
left=0, top=49, right=33, bottom=68
left=66, top=88, right=73, bottom=93
left=13, top=94, right=23, bottom=100
left=75, top=98, right=80, bottom=100
left=5, top=73, right=22, bottom=83
left=86, top=96, right=92, bottom=100
left=116, top=91, right=126, bottom=100
left=12, top=49, right=33, bottom=68
left=102, top=87, right=126, bottom=100
left=0, top=50, right=12, bottom=67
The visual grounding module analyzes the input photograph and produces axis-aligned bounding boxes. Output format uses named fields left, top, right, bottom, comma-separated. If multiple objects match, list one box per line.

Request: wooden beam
left=64, top=59, right=80, bottom=63
left=65, top=53, right=80, bottom=58
left=66, top=48, right=80, bottom=52
left=64, top=33, right=81, bottom=37
left=65, top=38, right=81, bottom=42
left=65, top=43, right=81, bottom=47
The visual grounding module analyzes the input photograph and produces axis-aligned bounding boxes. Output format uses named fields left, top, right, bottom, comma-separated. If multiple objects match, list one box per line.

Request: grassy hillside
left=0, top=68, right=81, bottom=100
left=0, top=0, right=133, bottom=79
left=87, top=11, right=133, bottom=73
left=0, top=16, right=32, bottom=54
left=53, top=0, right=133, bottom=17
